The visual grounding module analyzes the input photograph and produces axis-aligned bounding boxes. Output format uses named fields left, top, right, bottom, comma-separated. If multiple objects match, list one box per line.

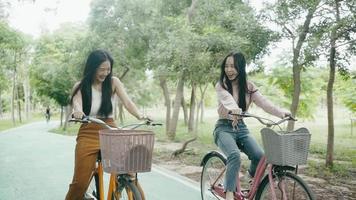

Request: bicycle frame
left=207, top=156, right=268, bottom=200
left=92, top=156, right=144, bottom=200
left=207, top=151, right=298, bottom=200
left=206, top=113, right=298, bottom=200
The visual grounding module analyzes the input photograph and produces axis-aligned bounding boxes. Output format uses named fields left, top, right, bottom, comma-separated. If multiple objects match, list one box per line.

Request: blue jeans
left=213, top=119, right=264, bottom=192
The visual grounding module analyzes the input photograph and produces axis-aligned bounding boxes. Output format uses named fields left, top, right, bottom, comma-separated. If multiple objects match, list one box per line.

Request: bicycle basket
left=99, top=129, right=155, bottom=174
left=261, top=127, right=311, bottom=166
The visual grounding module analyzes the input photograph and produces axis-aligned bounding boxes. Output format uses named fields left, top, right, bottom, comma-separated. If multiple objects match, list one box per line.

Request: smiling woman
left=214, top=52, right=291, bottom=200
left=65, top=49, right=150, bottom=200
left=7, top=0, right=91, bottom=37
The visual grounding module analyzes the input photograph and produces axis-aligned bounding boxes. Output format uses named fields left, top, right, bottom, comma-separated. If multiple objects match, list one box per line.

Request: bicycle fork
left=268, top=165, right=287, bottom=200
left=97, top=162, right=105, bottom=200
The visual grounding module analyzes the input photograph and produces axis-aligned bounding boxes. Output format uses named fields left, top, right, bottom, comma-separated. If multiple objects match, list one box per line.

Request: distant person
left=45, top=107, right=51, bottom=123
left=65, top=50, right=149, bottom=200
left=213, top=52, right=291, bottom=200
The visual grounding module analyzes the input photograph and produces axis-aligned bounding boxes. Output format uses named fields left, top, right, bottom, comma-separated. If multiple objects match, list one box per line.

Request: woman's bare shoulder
left=111, top=76, right=124, bottom=94
left=247, top=80, right=258, bottom=92
left=111, top=76, right=123, bottom=86
left=72, top=81, right=81, bottom=90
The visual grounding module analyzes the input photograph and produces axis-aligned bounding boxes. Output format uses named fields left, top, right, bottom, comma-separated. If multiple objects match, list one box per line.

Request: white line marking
left=152, top=164, right=201, bottom=192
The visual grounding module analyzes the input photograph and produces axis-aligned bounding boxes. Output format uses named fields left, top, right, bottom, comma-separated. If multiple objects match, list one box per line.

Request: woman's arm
left=71, top=82, right=85, bottom=119
left=112, top=76, right=144, bottom=120
left=248, top=81, right=290, bottom=118
left=216, top=82, right=241, bottom=114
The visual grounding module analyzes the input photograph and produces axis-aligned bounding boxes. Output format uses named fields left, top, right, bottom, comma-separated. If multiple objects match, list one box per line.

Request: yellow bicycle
left=70, top=117, right=161, bottom=200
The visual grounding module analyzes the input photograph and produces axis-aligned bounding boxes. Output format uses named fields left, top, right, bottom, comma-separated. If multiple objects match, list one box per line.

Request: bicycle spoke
left=201, top=154, right=226, bottom=200
left=256, top=172, right=315, bottom=200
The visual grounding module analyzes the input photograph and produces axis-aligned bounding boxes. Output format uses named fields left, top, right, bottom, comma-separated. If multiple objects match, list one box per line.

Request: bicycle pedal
left=241, top=189, right=250, bottom=194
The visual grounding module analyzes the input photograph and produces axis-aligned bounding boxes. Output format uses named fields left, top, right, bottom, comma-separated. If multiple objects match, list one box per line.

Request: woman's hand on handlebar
left=139, top=113, right=153, bottom=122
left=229, top=109, right=242, bottom=127
left=72, top=110, right=85, bottom=119
left=282, top=111, right=292, bottom=119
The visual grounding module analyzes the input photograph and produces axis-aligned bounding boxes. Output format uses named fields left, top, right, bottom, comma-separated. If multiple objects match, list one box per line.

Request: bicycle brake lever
left=288, top=116, right=297, bottom=121
left=151, top=123, right=163, bottom=126
left=68, top=118, right=89, bottom=123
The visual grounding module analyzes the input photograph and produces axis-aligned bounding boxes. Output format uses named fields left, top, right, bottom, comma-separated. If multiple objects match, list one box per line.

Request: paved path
left=0, top=121, right=201, bottom=200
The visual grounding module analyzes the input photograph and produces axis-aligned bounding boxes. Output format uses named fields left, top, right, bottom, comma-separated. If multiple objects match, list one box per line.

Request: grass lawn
left=0, top=112, right=54, bottom=132
left=52, top=107, right=356, bottom=170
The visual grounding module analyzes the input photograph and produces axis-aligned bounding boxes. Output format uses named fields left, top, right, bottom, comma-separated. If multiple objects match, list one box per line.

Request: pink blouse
left=216, top=81, right=287, bottom=119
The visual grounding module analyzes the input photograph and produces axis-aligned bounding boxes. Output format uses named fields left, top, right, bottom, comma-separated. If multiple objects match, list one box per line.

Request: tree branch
left=335, top=39, right=356, bottom=49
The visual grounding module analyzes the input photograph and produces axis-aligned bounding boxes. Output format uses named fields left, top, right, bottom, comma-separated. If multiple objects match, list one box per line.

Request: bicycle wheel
left=84, top=172, right=100, bottom=200
left=255, top=171, right=315, bottom=200
left=112, top=180, right=142, bottom=200
left=135, top=181, right=146, bottom=200
left=201, top=153, right=227, bottom=200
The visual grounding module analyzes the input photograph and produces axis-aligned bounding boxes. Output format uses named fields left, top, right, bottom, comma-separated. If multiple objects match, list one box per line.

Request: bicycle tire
left=255, top=171, right=315, bottom=200
left=112, top=180, right=142, bottom=200
left=84, top=172, right=100, bottom=200
left=200, top=152, right=227, bottom=200
left=135, top=181, right=146, bottom=200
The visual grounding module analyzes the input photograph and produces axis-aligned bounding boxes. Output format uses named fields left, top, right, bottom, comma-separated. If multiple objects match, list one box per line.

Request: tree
left=0, top=21, right=29, bottom=124
left=314, top=0, right=356, bottom=167
left=31, top=23, right=89, bottom=128
left=263, top=0, right=322, bottom=130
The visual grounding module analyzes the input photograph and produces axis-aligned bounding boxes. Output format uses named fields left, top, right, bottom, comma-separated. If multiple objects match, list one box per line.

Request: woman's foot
left=226, top=191, right=234, bottom=200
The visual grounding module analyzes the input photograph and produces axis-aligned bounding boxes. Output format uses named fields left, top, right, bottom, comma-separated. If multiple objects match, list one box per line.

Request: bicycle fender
left=274, top=165, right=295, bottom=172
left=200, top=150, right=226, bottom=166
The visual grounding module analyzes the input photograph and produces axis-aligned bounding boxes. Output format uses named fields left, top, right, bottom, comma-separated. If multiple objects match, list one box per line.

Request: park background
left=0, top=0, right=355, bottom=198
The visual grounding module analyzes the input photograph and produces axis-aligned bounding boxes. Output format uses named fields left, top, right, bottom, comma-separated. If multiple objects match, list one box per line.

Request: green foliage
left=31, top=23, right=90, bottom=106
left=335, top=74, right=356, bottom=113
left=307, top=160, right=350, bottom=179
left=146, top=0, right=274, bottom=89
left=251, top=66, right=328, bottom=119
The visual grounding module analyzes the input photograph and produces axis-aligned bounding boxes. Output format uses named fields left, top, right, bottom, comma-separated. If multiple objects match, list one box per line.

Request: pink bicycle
left=200, top=113, right=315, bottom=200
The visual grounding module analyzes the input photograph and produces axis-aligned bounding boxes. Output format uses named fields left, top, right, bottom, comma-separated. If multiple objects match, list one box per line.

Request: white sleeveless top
left=89, top=87, right=115, bottom=118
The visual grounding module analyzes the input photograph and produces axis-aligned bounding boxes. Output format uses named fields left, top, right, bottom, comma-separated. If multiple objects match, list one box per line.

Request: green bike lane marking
left=0, top=121, right=201, bottom=200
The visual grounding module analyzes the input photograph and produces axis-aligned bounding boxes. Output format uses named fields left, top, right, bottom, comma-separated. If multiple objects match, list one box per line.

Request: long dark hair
left=71, top=50, right=114, bottom=118
left=219, top=52, right=248, bottom=111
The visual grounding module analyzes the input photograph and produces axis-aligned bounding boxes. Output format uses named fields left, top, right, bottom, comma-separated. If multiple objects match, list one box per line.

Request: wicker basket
left=99, top=129, right=155, bottom=174
left=261, top=127, right=311, bottom=166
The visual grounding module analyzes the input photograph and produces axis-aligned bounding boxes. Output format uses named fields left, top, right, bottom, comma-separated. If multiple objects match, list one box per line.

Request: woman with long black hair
left=65, top=50, right=147, bottom=200
left=213, top=52, right=290, bottom=200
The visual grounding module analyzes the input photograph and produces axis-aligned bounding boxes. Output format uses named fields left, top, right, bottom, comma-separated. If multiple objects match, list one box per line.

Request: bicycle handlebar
left=228, top=112, right=296, bottom=128
left=68, top=116, right=162, bottom=130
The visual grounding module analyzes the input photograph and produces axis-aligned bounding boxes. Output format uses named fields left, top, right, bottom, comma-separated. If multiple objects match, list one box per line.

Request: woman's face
left=94, top=60, right=111, bottom=83
left=224, top=56, right=238, bottom=81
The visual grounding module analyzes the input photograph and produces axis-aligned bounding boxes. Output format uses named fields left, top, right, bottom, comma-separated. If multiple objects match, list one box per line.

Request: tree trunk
left=287, top=5, right=318, bottom=131
left=159, top=75, right=171, bottom=133
left=16, top=87, right=22, bottom=123
left=23, top=65, right=31, bottom=120
left=288, top=62, right=302, bottom=131
left=11, top=53, right=17, bottom=125
left=195, top=100, right=201, bottom=131
left=188, top=83, right=196, bottom=133
left=326, top=0, right=340, bottom=168
left=63, top=105, right=71, bottom=131
left=326, top=43, right=336, bottom=167
left=0, top=89, right=2, bottom=117
left=199, top=85, right=208, bottom=123
left=181, top=94, right=188, bottom=126
left=187, top=0, right=198, bottom=23
left=60, top=106, right=64, bottom=126
left=168, top=75, right=184, bottom=140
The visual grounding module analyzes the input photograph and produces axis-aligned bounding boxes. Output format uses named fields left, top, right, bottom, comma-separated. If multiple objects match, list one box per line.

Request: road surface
left=0, top=121, right=201, bottom=200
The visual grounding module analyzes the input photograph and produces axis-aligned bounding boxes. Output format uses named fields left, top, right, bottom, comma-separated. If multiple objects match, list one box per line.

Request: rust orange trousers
left=65, top=118, right=116, bottom=200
